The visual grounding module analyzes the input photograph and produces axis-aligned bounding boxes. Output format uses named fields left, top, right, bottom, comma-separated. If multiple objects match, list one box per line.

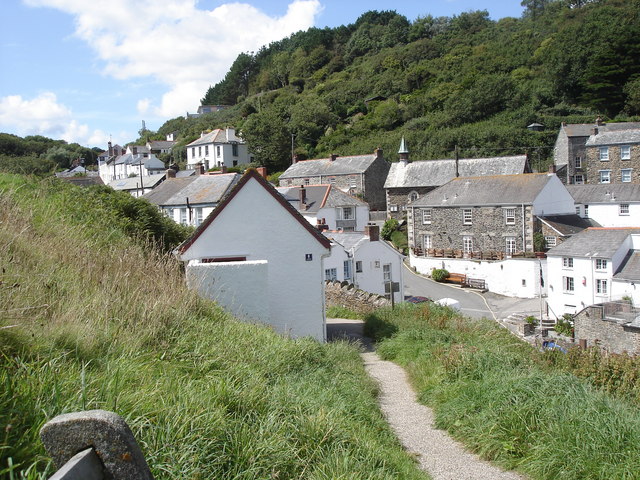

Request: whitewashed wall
left=532, top=175, right=576, bottom=215
left=354, top=241, right=404, bottom=303
left=576, top=202, right=640, bottom=227
left=186, top=261, right=270, bottom=325
left=410, top=253, right=546, bottom=299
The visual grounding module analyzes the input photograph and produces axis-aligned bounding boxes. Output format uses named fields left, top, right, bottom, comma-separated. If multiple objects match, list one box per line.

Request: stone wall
left=574, top=305, right=640, bottom=354
left=586, top=143, right=640, bottom=185
left=325, top=280, right=391, bottom=314
left=363, top=154, right=391, bottom=211
left=386, top=186, right=436, bottom=220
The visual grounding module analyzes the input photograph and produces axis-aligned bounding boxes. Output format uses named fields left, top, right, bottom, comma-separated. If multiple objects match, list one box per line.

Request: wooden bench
left=445, top=273, right=467, bottom=285
left=466, top=277, right=486, bottom=290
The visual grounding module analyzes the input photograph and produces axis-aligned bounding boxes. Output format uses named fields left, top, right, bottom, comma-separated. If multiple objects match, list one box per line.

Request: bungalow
left=278, top=149, right=390, bottom=211
left=322, top=224, right=405, bottom=304
left=276, top=184, right=369, bottom=232
left=176, top=169, right=331, bottom=341
left=568, top=184, right=640, bottom=227
left=185, top=127, right=251, bottom=171
left=384, top=140, right=529, bottom=220
left=143, top=170, right=240, bottom=227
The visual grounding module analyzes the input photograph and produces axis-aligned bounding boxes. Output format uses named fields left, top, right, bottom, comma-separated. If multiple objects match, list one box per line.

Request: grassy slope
left=365, top=303, right=640, bottom=480
left=0, top=174, right=429, bottom=480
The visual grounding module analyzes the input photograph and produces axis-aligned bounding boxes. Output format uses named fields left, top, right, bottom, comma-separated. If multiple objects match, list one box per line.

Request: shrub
left=555, top=314, right=574, bottom=337
left=381, top=218, right=399, bottom=240
left=431, top=268, right=449, bottom=282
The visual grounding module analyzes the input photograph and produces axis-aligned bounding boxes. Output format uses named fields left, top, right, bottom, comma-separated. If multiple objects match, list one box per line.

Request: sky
left=0, top=0, right=525, bottom=149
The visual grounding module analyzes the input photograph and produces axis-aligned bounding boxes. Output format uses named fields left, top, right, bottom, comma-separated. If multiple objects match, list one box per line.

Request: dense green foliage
left=365, top=303, right=640, bottom=479
left=152, top=0, right=640, bottom=172
left=0, top=133, right=101, bottom=171
left=430, top=268, right=449, bottom=282
left=0, top=173, right=428, bottom=479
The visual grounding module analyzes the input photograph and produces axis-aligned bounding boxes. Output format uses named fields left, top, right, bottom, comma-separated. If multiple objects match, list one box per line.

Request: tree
left=240, top=107, right=291, bottom=171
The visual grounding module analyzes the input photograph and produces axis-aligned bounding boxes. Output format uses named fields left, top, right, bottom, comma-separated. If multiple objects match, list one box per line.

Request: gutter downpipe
left=521, top=203, right=526, bottom=252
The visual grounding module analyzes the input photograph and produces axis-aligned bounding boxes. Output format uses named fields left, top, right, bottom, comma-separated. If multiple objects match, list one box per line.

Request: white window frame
left=562, top=257, right=573, bottom=269
left=423, top=234, right=432, bottom=250
left=563, top=276, right=574, bottom=293
left=422, top=208, right=432, bottom=224
left=195, top=207, right=203, bottom=226
left=325, top=268, right=337, bottom=281
left=343, top=260, right=352, bottom=280
left=599, top=146, right=609, bottom=161
left=596, top=279, right=608, bottom=295
left=389, top=204, right=398, bottom=212
left=383, top=263, right=392, bottom=282
left=595, top=259, right=607, bottom=271
left=584, top=205, right=589, bottom=218
left=339, top=206, right=354, bottom=220
left=621, top=169, right=632, bottom=183
left=599, top=170, right=611, bottom=184
left=349, top=175, right=358, bottom=188
left=462, top=208, right=472, bottom=225
left=621, top=145, right=631, bottom=160
left=355, top=261, right=363, bottom=273
left=574, top=174, right=584, bottom=184
left=408, top=191, right=419, bottom=203
left=504, top=207, right=516, bottom=225
left=620, top=203, right=630, bottom=215
left=544, top=236, right=557, bottom=248
left=505, top=236, right=516, bottom=255
left=575, top=156, right=582, bottom=168
left=463, top=235, right=473, bottom=253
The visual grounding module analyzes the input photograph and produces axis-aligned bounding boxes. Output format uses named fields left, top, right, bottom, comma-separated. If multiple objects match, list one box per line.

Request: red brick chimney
left=365, top=224, right=379, bottom=242
left=256, top=166, right=267, bottom=178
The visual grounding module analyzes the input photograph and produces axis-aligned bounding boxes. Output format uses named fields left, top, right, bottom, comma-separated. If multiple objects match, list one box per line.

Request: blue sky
left=0, top=1, right=524, bottom=149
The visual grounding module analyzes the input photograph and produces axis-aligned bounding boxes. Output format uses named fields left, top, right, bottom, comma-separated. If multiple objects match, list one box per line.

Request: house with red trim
left=176, top=169, right=331, bottom=341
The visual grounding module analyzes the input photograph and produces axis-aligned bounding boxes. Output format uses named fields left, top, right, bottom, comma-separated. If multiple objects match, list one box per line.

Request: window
left=462, top=208, right=472, bottom=225
left=383, top=264, right=391, bottom=282
left=389, top=204, right=398, bottom=212
left=232, top=144, right=238, bottom=156
left=574, top=174, right=584, bottom=184
left=423, top=234, right=432, bottom=250
left=194, top=207, right=203, bottom=226
left=339, top=206, right=354, bottom=220
left=599, top=146, right=609, bottom=161
left=349, top=176, right=358, bottom=188
left=216, top=145, right=221, bottom=156
left=575, top=206, right=581, bottom=215
left=562, top=257, right=574, bottom=268
left=180, top=208, right=188, bottom=225
left=463, top=235, right=473, bottom=253
left=422, top=208, right=432, bottom=224
left=325, top=268, right=337, bottom=281
left=595, top=259, right=607, bottom=270
left=164, top=207, right=173, bottom=219
left=505, top=236, right=516, bottom=255
left=584, top=205, right=589, bottom=218
left=343, top=261, right=352, bottom=280
left=198, top=146, right=202, bottom=157
left=191, top=147, right=196, bottom=158
left=596, top=279, right=608, bottom=295
left=563, top=276, right=574, bottom=292
left=599, top=170, right=611, bottom=183
left=205, top=145, right=209, bottom=156
left=329, top=176, right=336, bottom=184
left=355, top=261, right=363, bottom=273
left=575, top=156, right=582, bottom=169
left=621, top=169, right=632, bottom=183
left=304, top=178, right=310, bottom=186
left=620, top=203, right=630, bottom=215
left=408, top=191, right=419, bottom=202
left=621, top=145, right=631, bottom=160
left=504, top=207, right=516, bottom=225
left=545, top=236, right=557, bottom=248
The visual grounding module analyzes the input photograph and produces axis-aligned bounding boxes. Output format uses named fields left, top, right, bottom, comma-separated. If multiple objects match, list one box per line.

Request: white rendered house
left=568, top=184, right=640, bottom=227
left=322, top=225, right=405, bottom=304
left=185, top=127, right=251, bottom=171
left=177, top=169, right=331, bottom=341
left=546, top=228, right=640, bottom=318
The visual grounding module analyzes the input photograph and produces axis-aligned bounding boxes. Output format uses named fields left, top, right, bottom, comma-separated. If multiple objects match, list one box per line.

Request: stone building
left=573, top=304, right=640, bottom=355
left=584, top=128, right=640, bottom=185
left=278, top=149, right=390, bottom=211
left=384, top=139, right=529, bottom=220
left=553, top=118, right=640, bottom=184
left=408, top=173, right=575, bottom=257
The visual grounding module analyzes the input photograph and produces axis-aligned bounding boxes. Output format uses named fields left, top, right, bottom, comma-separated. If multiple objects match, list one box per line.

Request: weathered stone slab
left=40, top=410, right=153, bottom=480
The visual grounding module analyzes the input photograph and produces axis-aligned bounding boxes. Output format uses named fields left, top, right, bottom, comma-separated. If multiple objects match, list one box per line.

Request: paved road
left=403, top=264, right=494, bottom=319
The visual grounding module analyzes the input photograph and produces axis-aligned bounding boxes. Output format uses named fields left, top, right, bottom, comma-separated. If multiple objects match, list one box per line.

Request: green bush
left=555, top=314, right=574, bottom=337
left=390, top=229, right=408, bottom=254
left=431, top=268, right=449, bottom=282
left=381, top=218, right=399, bottom=240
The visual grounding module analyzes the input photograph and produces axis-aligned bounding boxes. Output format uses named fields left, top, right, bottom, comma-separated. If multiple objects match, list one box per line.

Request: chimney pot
left=299, top=186, right=306, bottom=207
left=166, top=168, right=176, bottom=178
left=256, top=166, right=267, bottom=179
left=592, top=127, right=599, bottom=136
left=221, top=166, right=228, bottom=174
left=293, top=154, right=300, bottom=164
left=330, top=154, right=337, bottom=161
left=595, top=116, right=604, bottom=126
left=374, top=147, right=383, bottom=158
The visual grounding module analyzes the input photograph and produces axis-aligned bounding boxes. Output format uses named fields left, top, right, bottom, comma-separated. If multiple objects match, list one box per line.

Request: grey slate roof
left=567, top=184, right=640, bottom=204
left=585, top=128, right=640, bottom=147
left=384, top=155, right=528, bottom=189
left=186, top=128, right=242, bottom=147
left=546, top=228, right=640, bottom=258
left=562, top=122, right=640, bottom=138
left=324, top=232, right=369, bottom=251
left=279, top=153, right=381, bottom=179
left=276, top=185, right=366, bottom=213
left=537, top=214, right=599, bottom=236
left=614, top=251, right=640, bottom=282
left=109, top=173, right=165, bottom=192
left=142, top=173, right=240, bottom=207
left=411, top=173, right=554, bottom=207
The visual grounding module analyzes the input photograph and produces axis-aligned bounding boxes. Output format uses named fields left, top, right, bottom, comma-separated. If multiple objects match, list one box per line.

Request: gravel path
left=362, top=351, right=525, bottom=480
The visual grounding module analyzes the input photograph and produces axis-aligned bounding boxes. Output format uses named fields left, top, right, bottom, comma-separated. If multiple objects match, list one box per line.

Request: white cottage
left=177, top=169, right=331, bottom=341
left=185, top=127, right=251, bottom=171
left=568, top=184, right=640, bottom=227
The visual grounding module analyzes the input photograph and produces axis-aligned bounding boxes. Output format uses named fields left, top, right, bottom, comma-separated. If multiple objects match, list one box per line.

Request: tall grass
left=365, top=303, right=640, bottom=479
left=0, top=174, right=429, bottom=480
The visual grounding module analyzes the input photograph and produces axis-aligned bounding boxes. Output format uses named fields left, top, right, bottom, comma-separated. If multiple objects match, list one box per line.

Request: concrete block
left=40, top=410, right=154, bottom=480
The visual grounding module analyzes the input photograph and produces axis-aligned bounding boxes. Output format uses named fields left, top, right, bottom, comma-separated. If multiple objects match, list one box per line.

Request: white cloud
left=0, top=92, right=108, bottom=145
left=137, top=98, right=151, bottom=115
left=24, top=0, right=322, bottom=117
